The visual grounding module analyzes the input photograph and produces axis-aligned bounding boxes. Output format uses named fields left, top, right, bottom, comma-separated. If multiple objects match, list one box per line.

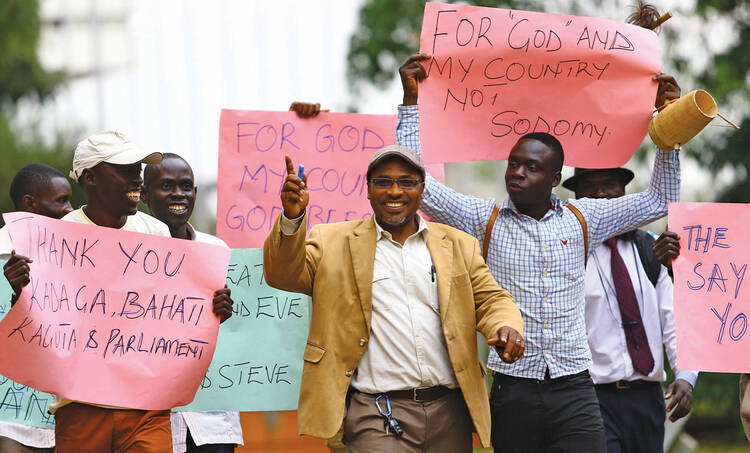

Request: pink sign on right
left=669, top=202, right=750, bottom=373
left=418, top=2, right=662, bottom=167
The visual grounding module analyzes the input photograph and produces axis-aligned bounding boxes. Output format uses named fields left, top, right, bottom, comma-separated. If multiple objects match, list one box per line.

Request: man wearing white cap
left=7, top=131, right=234, bottom=452
left=64, top=130, right=167, bottom=232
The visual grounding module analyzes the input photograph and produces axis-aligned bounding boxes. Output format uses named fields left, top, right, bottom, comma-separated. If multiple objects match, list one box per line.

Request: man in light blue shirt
left=396, top=53, right=682, bottom=453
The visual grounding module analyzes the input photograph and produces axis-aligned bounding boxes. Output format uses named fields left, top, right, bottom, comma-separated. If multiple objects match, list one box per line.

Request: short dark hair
left=518, top=132, right=564, bottom=172
left=9, top=163, right=66, bottom=209
left=143, top=153, right=189, bottom=187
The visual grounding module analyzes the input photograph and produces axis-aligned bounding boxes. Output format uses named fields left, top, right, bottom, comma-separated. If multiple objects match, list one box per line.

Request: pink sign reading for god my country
left=217, top=110, right=444, bottom=248
left=418, top=2, right=662, bottom=167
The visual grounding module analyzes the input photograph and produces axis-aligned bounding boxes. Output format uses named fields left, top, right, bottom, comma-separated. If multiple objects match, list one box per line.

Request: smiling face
left=367, top=157, right=424, bottom=241
left=84, top=162, right=144, bottom=219
left=141, top=156, right=196, bottom=231
left=504, top=138, right=562, bottom=207
left=31, top=176, right=73, bottom=219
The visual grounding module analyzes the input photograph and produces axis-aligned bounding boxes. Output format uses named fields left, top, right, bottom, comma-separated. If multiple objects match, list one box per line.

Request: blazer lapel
left=427, top=225, right=453, bottom=322
left=349, top=217, right=377, bottom=332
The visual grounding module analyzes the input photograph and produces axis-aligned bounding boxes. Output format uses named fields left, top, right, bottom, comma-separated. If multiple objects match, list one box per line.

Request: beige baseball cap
left=367, top=144, right=425, bottom=179
left=69, top=131, right=162, bottom=180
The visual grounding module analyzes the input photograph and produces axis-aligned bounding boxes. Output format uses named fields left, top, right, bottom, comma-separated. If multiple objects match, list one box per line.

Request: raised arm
left=396, top=54, right=495, bottom=237
left=263, top=155, right=320, bottom=296
left=572, top=75, right=682, bottom=247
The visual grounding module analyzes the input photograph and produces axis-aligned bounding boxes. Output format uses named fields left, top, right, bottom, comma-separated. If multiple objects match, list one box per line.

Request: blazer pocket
left=303, top=343, right=326, bottom=364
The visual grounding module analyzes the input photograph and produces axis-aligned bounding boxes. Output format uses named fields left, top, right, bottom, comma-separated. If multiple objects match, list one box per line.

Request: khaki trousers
left=54, top=403, right=171, bottom=453
left=343, top=390, right=473, bottom=453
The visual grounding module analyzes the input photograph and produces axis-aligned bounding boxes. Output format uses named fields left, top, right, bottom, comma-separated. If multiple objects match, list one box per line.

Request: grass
left=472, top=442, right=750, bottom=452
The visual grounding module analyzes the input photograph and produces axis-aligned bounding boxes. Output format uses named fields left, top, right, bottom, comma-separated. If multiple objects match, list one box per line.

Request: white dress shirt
left=281, top=213, right=458, bottom=393
left=584, top=236, right=698, bottom=387
left=170, top=226, right=243, bottom=452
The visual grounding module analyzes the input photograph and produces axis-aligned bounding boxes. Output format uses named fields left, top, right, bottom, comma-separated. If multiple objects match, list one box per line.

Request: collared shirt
left=0, top=226, right=56, bottom=448
left=170, top=225, right=243, bottom=452
left=585, top=237, right=697, bottom=387
left=281, top=213, right=458, bottom=393
left=396, top=104, right=680, bottom=379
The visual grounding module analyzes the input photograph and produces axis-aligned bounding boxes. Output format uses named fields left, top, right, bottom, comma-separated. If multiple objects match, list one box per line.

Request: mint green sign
left=177, top=249, right=310, bottom=412
left=0, top=259, right=56, bottom=429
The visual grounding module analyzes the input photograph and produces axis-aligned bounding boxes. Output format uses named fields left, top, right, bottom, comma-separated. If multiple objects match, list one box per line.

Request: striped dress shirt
left=396, top=104, right=680, bottom=379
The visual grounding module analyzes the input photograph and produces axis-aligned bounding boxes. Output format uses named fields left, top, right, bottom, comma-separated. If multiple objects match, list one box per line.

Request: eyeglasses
left=369, top=177, right=424, bottom=189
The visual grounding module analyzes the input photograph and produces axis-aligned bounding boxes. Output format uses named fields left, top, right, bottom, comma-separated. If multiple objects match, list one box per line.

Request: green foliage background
left=0, top=0, right=83, bottom=226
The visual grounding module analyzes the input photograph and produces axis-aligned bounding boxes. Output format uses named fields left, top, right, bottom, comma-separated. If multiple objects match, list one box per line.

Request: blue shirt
left=396, top=104, right=681, bottom=379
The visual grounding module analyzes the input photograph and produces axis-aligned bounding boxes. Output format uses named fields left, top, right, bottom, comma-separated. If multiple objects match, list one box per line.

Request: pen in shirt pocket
left=430, top=264, right=436, bottom=283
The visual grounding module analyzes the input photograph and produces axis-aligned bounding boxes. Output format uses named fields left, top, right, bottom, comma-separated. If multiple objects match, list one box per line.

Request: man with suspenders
left=396, top=53, right=682, bottom=452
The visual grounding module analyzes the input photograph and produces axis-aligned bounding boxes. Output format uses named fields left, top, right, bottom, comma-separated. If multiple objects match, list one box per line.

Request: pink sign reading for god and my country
left=0, top=212, right=230, bottom=409
left=669, top=202, right=750, bottom=373
left=217, top=110, right=444, bottom=248
left=418, top=2, right=662, bottom=167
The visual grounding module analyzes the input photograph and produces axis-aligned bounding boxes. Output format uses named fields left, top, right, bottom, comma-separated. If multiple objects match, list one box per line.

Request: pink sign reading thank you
left=217, top=110, right=444, bottom=248
left=0, top=212, right=230, bottom=409
left=669, top=202, right=750, bottom=373
left=418, top=2, right=662, bottom=167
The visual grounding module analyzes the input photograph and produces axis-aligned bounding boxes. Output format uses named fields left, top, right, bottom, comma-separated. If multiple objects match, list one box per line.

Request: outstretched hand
left=280, top=155, right=309, bottom=219
left=654, top=74, right=681, bottom=109
left=487, top=326, right=525, bottom=363
left=399, top=54, right=431, bottom=106
left=3, top=250, right=32, bottom=307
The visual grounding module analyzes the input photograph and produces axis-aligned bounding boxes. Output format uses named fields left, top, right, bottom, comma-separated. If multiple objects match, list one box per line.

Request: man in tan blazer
left=263, top=145, right=524, bottom=452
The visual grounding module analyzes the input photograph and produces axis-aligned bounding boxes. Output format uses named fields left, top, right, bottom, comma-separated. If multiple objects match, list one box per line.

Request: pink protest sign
left=0, top=212, right=230, bottom=409
left=669, top=202, right=750, bottom=373
left=418, top=2, right=662, bottom=167
left=217, top=110, right=444, bottom=248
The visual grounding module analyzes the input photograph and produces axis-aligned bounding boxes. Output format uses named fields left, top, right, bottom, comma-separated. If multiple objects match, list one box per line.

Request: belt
left=356, top=386, right=455, bottom=402
left=596, top=379, right=658, bottom=390
left=492, top=369, right=588, bottom=383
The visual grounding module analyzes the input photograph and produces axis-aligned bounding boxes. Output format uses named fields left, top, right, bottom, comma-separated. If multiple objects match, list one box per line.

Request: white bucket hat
left=69, top=131, right=162, bottom=180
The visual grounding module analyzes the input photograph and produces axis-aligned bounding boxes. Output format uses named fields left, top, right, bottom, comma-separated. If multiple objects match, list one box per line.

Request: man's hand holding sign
left=3, top=251, right=32, bottom=306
